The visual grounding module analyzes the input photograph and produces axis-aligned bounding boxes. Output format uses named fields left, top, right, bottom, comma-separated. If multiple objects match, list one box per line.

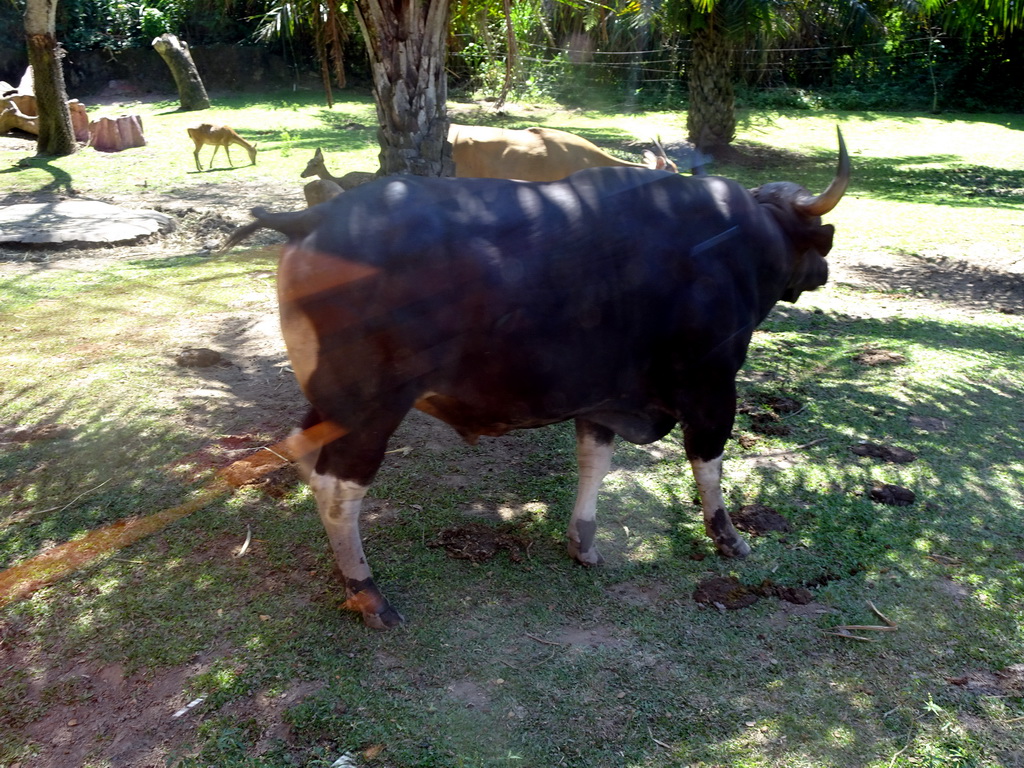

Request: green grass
left=1, top=99, right=1023, bottom=767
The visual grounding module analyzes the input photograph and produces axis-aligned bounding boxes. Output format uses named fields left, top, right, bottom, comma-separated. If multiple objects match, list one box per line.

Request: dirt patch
left=854, top=347, right=907, bottom=366
left=604, top=580, right=668, bottom=606
left=15, top=654, right=224, bottom=768
left=0, top=423, right=74, bottom=443
left=948, top=664, right=1024, bottom=696
left=551, top=624, right=630, bottom=649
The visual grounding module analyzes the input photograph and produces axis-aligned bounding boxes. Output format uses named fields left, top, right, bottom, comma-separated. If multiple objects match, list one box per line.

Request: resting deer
left=300, top=148, right=377, bottom=206
left=188, top=123, right=257, bottom=172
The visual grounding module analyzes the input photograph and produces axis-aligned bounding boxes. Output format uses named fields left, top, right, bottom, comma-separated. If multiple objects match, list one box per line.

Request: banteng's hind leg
left=299, top=409, right=407, bottom=629
left=567, top=419, right=614, bottom=566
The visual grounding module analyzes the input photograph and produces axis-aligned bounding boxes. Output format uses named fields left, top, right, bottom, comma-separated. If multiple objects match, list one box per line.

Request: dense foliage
left=0, top=0, right=1020, bottom=112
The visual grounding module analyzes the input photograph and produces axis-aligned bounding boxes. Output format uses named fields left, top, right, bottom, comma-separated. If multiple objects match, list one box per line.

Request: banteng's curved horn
left=796, top=126, right=850, bottom=217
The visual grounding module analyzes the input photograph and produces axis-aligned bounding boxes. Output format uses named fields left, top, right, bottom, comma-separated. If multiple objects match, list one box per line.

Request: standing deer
left=187, top=123, right=257, bottom=172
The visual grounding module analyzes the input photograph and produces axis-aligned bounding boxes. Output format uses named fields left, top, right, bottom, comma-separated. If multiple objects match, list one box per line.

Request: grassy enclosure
left=1, top=91, right=1023, bottom=767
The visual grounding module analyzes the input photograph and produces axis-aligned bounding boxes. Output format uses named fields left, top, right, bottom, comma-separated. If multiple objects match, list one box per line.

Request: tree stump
left=151, top=33, right=210, bottom=111
left=88, top=115, right=146, bottom=152
left=69, top=100, right=89, bottom=142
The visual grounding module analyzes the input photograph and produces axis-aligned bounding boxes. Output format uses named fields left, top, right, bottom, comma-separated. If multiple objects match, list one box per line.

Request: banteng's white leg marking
left=308, top=471, right=403, bottom=628
left=309, top=472, right=372, bottom=582
left=567, top=430, right=613, bottom=565
left=690, top=455, right=751, bottom=558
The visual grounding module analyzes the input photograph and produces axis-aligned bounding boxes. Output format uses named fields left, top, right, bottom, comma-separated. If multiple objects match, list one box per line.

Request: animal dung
left=869, top=484, right=916, bottom=506
left=429, top=523, right=528, bottom=563
left=730, top=504, right=792, bottom=535
left=851, top=442, right=917, bottom=463
left=174, top=347, right=223, bottom=367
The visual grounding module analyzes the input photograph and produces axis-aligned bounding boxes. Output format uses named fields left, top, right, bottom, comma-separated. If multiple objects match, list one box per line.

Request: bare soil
left=1, top=128, right=1022, bottom=767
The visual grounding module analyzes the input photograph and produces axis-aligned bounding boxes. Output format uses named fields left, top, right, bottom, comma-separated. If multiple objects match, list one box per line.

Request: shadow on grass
left=832, top=254, right=1024, bottom=314
left=2, top=258, right=1023, bottom=766
left=0, top=157, right=75, bottom=197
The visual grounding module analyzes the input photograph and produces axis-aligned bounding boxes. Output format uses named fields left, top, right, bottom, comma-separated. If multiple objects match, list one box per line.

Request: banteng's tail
left=219, top=205, right=331, bottom=253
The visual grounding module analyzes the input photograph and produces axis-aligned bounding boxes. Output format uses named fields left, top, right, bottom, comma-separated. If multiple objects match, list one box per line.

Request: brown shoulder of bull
left=225, top=128, right=850, bottom=629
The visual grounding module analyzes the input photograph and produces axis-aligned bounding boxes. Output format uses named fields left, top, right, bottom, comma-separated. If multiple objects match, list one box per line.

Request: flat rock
left=0, top=200, right=175, bottom=245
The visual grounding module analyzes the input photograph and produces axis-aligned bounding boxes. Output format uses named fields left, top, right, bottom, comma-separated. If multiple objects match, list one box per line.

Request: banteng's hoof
left=362, top=604, right=405, bottom=630
left=706, top=507, right=752, bottom=558
left=715, top=535, right=751, bottom=558
left=568, top=539, right=604, bottom=566
left=342, top=582, right=404, bottom=629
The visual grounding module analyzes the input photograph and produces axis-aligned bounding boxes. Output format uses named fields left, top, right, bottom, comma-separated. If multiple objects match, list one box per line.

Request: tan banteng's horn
left=796, top=126, right=851, bottom=216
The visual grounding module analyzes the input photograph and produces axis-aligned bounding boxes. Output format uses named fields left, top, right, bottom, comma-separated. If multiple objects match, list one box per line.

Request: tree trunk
left=686, top=20, right=736, bottom=154
left=352, top=0, right=454, bottom=177
left=152, top=33, right=211, bottom=111
left=23, top=0, right=76, bottom=156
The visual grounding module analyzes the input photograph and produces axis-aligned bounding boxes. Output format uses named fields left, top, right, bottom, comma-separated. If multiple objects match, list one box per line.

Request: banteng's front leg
left=689, top=455, right=750, bottom=557
left=567, top=419, right=615, bottom=565
left=680, top=381, right=751, bottom=558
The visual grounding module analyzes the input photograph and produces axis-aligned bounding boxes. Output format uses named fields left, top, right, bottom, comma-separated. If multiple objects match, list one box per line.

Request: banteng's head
left=751, top=127, right=851, bottom=302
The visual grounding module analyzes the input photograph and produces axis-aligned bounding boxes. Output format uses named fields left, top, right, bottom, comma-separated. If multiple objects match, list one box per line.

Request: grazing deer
left=301, top=148, right=377, bottom=194
left=187, top=123, right=257, bottom=172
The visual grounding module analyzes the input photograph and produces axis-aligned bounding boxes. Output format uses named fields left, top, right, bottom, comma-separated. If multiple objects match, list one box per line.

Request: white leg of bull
left=567, top=422, right=614, bottom=565
left=309, top=471, right=404, bottom=629
left=690, top=455, right=751, bottom=558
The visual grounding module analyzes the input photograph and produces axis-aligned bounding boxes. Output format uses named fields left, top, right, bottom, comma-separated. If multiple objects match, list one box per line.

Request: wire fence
left=448, top=32, right=946, bottom=90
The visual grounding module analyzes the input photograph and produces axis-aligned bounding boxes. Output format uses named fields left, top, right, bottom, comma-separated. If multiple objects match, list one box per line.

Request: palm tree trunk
left=353, top=0, right=454, bottom=176
left=24, top=0, right=76, bottom=156
left=686, top=20, right=736, bottom=153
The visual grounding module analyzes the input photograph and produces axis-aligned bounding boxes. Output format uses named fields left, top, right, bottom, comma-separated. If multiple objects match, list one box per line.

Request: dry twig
left=742, top=437, right=827, bottom=460
left=868, top=600, right=898, bottom=628
left=525, top=632, right=569, bottom=647
left=648, top=727, right=673, bottom=749
left=822, top=630, right=878, bottom=642
left=234, top=524, right=253, bottom=558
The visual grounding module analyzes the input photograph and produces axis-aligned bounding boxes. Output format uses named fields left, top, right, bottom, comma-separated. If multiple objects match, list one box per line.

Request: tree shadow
left=833, top=251, right=1024, bottom=313
left=0, top=156, right=75, bottom=197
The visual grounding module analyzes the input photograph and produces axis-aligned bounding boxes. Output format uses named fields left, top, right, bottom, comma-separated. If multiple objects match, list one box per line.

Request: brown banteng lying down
left=448, top=124, right=680, bottom=181
left=224, top=129, right=850, bottom=629
left=187, top=123, right=257, bottom=172
left=299, top=126, right=682, bottom=206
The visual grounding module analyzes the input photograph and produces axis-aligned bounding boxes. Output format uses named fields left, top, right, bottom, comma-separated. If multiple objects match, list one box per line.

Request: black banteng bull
left=224, top=128, right=850, bottom=629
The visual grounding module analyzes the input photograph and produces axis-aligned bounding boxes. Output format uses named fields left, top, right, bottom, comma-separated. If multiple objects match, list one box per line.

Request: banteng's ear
left=811, top=223, right=835, bottom=257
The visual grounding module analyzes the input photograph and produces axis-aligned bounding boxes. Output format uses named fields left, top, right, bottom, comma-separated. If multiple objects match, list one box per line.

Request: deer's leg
left=223, top=145, right=234, bottom=168
left=193, top=146, right=202, bottom=171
